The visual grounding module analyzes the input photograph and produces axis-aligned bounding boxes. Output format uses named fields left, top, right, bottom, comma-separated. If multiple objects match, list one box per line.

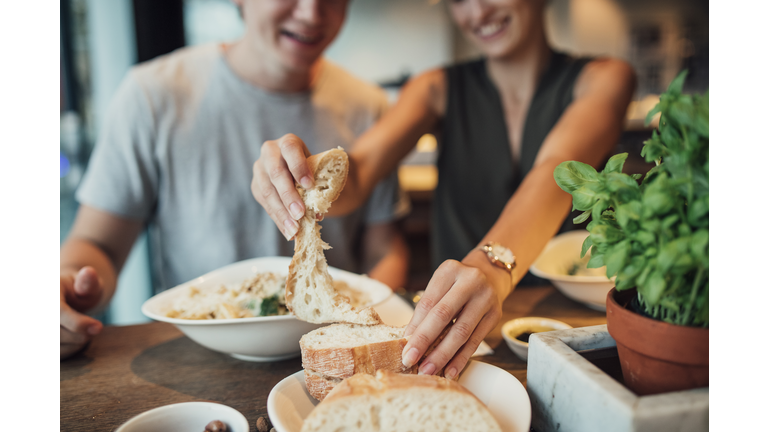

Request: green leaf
left=604, top=153, right=628, bottom=174
left=605, top=240, right=630, bottom=278
left=661, top=214, right=679, bottom=230
left=690, top=229, right=709, bottom=263
left=554, top=161, right=599, bottom=194
left=644, top=271, right=667, bottom=305
left=587, top=252, right=605, bottom=268
left=615, top=202, right=642, bottom=228
left=657, top=238, right=689, bottom=273
left=592, top=199, right=609, bottom=221
left=572, top=186, right=600, bottom=211
left=688, top=196, right=709, bottom=225
left=581, top=236, right=593, bottom=259
left=666, top=69, right=689, bottom=95
left=573, top=210, right=592, bottom=224
left=643, top=189, right=675, bottom=215
left=634, top=230, right=655, bottom=246
left=589, top=224, right=624, bottom=244
left=645, top=103, right=661, bottom=127
left=631, top=173, right=643, bottom=180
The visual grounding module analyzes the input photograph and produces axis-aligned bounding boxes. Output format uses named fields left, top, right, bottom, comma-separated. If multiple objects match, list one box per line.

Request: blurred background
left=60, top=0, right=708, bottom=326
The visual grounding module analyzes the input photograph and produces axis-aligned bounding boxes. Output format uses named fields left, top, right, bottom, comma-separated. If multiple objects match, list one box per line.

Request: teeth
left=287, top=31, right=318, bottom=43
left=477, top=20, right=504, bottom=37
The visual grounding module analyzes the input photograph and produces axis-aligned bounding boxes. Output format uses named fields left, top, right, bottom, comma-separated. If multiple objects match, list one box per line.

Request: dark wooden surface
left=60, top=285, right=607, bottom=431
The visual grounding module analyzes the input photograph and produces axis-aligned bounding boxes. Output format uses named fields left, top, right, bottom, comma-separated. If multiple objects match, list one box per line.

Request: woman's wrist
left=462, top=248, right=513, bottom=303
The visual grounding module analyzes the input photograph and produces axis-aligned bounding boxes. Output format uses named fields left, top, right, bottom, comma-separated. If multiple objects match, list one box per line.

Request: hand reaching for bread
left=401, top=252, right=508, bottom=381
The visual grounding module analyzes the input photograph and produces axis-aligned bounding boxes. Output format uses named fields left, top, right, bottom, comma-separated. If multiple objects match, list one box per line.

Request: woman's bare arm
left=402, top=58, right=637, bottom=379
left=251, top=69, right=446, bottom=240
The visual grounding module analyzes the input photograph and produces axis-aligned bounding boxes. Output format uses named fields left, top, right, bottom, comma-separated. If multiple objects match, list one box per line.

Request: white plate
left=115, top=402, right=248, bottom=432
left=142, top=256, right=407, bottom=361
left=267, top=360, right=531, bottom=432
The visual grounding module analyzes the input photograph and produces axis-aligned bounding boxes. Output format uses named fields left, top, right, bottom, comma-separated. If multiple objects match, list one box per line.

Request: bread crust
left=304, top=369, right=342, bottom=402
left=301, top=337, right=410, bottom=379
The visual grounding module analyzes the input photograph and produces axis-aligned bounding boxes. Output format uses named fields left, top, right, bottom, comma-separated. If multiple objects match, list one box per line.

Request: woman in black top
left=252, top=0, right=635, bottom=380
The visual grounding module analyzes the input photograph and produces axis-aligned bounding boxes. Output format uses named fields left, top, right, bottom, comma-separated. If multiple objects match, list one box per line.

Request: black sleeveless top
left=432, top=51, right=592, bottom=270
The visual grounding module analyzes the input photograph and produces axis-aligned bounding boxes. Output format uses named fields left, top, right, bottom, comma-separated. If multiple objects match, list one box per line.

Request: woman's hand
left=251, top=134, right=314, bottom=240
left=60, top=266, right=105, bottom=359
left=401, top=250, right=511, bottom=380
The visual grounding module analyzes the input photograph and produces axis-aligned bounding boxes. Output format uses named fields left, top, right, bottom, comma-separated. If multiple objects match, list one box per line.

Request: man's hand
left=251, top=133, right=314, bottom=241
left=400, top=252, right=509, bottom=381
left=60, top=266, right=105, bottom=359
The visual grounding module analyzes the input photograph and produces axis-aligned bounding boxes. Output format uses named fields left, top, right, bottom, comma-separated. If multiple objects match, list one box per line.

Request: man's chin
left=278, top=53, right=324, bottom=74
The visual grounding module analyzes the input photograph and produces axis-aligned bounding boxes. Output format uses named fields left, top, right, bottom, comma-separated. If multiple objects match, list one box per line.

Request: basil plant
left=554, top=71, right=708, bottom=327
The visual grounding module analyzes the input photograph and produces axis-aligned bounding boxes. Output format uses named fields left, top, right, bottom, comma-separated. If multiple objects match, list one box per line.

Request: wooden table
left=60, top=285, right=607, bottom=431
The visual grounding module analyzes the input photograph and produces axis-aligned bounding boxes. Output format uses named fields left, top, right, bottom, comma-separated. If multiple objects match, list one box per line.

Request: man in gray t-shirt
left=60, top=0, right=410, bottom=359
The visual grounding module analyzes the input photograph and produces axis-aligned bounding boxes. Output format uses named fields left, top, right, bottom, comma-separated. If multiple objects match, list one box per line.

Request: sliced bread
left=300, top=369, right=503, bottom=432
left=301, top=324, right=412, bottom=380
left=301, top=323, right=452, bottom=401
left=285, top=148, right=382, bottom=325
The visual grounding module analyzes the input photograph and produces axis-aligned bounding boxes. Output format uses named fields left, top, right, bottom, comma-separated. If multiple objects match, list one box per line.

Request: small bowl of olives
left=115, top=401, right=248, bottom=432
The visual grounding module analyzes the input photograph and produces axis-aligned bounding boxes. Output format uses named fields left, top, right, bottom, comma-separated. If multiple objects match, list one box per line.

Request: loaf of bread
left=285, top=148, right=382, bottom=325
left=300, top=369, right=502, bottom=432
left=301, top=323, right=453, bottom=401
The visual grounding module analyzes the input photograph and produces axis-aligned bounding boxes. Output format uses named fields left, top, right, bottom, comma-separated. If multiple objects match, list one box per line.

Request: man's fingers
left=404, top=260, right=461, bottom=338
left=443, top=311, right=500, bottom=380
left=253, top=158, right=299, bottom=240
left=60, top=326, right=89, bottom=346
left=60, top=302, right=102, bottom=336
left=277, top=134, right=314, bottom=189
left=261, top=139, right=306, bottom=220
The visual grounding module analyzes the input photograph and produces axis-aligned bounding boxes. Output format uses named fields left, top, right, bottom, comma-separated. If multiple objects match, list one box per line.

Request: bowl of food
left=529, top=230, right=615, bottom=311
left=115, top=402, right=248, bottom=432
left=501, top=317, right=572, bottom=361
left=141, top=256, right=393, bottom=362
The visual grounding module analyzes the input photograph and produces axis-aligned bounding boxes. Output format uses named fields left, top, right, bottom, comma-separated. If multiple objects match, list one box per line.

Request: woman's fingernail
left=445, top=367, right=458, bottom=380
left=402, top=347, right=420, bottom=368
left=290, top=202, right=303, bottom=220
left=283, top=219, right=298, bottom=240
left=419, top=362, right=436, bottom=376
left=300, top=176, right=313, bottom=189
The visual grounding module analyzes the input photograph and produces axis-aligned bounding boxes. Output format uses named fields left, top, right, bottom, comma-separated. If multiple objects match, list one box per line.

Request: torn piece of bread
left=300, top=370, right=503, bottom=432
left=285, top=148, right=382, bottom=325
left=301, top=323, right=452, bottom=401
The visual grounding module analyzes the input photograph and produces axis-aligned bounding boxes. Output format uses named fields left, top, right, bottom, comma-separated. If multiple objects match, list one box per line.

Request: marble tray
left=527, top=325, right=709, bottom=432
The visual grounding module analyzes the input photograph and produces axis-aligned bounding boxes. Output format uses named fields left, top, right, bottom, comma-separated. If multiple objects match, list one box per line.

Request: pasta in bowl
left=142, top=256, right=391, bottom=362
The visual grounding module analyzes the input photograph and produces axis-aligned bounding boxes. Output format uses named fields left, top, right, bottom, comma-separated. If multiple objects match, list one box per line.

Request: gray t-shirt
left=77, top=44, right=409, bottom=292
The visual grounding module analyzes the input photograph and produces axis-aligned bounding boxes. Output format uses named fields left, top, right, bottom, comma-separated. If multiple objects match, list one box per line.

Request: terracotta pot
left=606, top=288, right=709, bottom=396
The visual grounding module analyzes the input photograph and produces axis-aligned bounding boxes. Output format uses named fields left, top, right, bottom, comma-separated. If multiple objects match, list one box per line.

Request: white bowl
left=115, top=402, right=248, bottom=432
left=501, top=317, right=572, bottom=361
left=529, top=230, right=615, bottom=311
left=142, top=256, right=393, bottom=362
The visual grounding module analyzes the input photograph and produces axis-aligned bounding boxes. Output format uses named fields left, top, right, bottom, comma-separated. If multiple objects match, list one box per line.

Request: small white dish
left=267, top=360, right=531, bottom=432
left=115, top=401, right=248, bottom=432
left=529, top=230, right=615, bottom=311
left=501, top=317, right=573, bottom=361
left=142, top=256, right=401, bottom=361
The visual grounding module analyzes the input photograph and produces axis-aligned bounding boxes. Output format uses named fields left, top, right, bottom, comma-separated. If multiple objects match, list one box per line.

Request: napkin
left=471, top=341, right=495, bottom=357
